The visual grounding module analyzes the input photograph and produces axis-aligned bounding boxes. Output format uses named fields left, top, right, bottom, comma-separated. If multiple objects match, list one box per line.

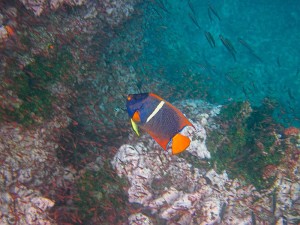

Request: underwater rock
left=19, top=0, right=47, bottom=16
left=19, top=0, right=138, bottom=23
left=50, top=0, right=87, bottom=11
left=128, top=213, right=154, bottom=225
left=0, top=6, right=17, bottom=46
left=0, top=25, right=8, bottom=44
left=112, top=138, right=245, bottom=224
left=19, top=0, right=88, bottom=16
left=99, top=0, right=137, bottom=26
left=205, top=169, right=229, bottom=189
left=0, top=93, right=71, bottom=224
left=26, top=197, right=55, bottom=224
left=111, top=100, right=225, bottom=224
left=0, top=185, right=55, bottom=225
left=112, top=99, right=300, bottom=224
left=182, top=121, right=211, bottom=159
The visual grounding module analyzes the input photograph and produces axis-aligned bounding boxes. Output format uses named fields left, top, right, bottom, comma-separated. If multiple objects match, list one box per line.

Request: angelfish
left=126, top=93, right=194, bottom=154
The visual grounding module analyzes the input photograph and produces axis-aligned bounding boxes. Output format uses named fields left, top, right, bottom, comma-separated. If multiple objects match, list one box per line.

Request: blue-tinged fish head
left=126, top=93, right=149, bottom=118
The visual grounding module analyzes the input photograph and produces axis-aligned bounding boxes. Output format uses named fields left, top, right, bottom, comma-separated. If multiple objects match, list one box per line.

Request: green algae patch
left=74, top=163, right=129, bottom=224
left=1, top=48, right=73, bottom=125
left=207, top=99, right=284, bottom=190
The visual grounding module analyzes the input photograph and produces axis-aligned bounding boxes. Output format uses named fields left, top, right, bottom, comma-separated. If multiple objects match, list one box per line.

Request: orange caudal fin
left=171, top=133, right=191, bottom=154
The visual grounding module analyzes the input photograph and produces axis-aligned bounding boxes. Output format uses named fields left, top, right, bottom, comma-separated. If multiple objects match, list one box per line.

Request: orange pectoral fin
left=132, top=111, right=141, bottom=123
left=171, top=133, right=191, bottom=154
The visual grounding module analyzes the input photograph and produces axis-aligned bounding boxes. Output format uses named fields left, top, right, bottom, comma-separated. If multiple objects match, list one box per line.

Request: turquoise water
left=131, top=0, right=300, bottom=126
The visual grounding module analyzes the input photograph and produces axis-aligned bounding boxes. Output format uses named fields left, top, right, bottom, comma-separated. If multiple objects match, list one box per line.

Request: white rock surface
left=182, top=121, right=211, bottom=159
left=128, top=213, right=154, bottom=225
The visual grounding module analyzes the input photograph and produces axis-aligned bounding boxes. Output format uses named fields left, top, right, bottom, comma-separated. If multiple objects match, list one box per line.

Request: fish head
left=126, top=93, right=149, bottom=118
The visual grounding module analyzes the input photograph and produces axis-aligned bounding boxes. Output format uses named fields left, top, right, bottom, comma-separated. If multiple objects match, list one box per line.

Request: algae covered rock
left=207, top=99, right=284, bottom=190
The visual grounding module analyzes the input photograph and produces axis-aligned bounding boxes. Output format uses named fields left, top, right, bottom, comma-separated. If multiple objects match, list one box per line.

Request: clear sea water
left=131, top=0, right=300, bottom=127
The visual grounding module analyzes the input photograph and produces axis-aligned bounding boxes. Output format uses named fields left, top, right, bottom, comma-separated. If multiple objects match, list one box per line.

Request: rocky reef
left=18, top=0, right=136, bottom=25
left=0, top=0, right=141, bottom=224
left=0, top=0, right=300, bottom=224
left=112, top=99, right=300, bottom=224
left=0, top=103, right=69, bottom=224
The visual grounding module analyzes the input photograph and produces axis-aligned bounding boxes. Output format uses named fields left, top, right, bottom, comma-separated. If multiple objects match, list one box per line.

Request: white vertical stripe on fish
left=146, top=101, right=165, bottom=123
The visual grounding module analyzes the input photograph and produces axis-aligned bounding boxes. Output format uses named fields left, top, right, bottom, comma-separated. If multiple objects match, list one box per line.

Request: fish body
left=208, top=4, right=221, bottom=21
left=156, top=0, right=170, bottom=14
left=204, top=31, right=215, bottom=48
left=219, top=35, right=236, bottom=61
left=220, top=35, right=236, bottom=53
left=189, top=13, right=201, bottom=30
left=208, top=8, right=213, bottom=22
left=238, top=38, right=263, bottom=63
left=188, top=0, right=196, bottom=16
left=126, top=93, right=193, bottom=154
